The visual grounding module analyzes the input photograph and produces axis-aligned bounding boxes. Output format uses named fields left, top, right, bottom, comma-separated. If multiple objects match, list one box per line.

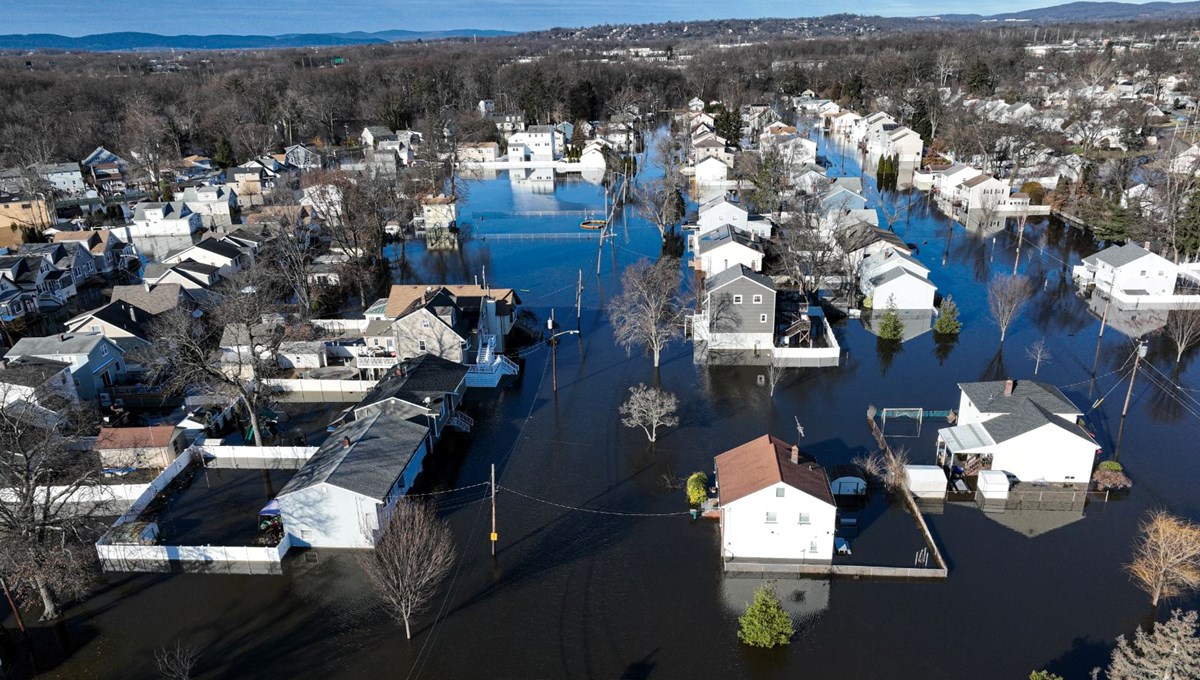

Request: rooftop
left=715, top=434, right=834, bottom=506
left=959, top=379, right=1079, bottom=416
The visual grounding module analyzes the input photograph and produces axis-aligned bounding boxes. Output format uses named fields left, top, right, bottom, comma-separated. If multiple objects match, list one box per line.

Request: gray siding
left=710, top=279, right=775, bottom=334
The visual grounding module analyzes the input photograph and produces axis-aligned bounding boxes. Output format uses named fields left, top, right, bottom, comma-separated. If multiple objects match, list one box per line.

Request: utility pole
left=550, top=308, right=558, bottom=393
left=1121, top=339, right=1149, bottom=419
left=490, top=464, right=497, bottom=557
left=575, top=269, right=583, bottom=329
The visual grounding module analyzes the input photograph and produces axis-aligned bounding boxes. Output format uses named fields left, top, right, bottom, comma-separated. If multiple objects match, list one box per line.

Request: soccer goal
left=880, top=407, right=924, bottom=438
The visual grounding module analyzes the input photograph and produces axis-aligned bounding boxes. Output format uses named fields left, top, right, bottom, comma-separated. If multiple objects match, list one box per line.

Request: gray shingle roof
left=357, top=354, right=468, bottom=413
left=979, top=401, right=1086, bottom=444
left=111, top=283, right=184, bottom=315
left=277, top=410, right=429, bottom=499
left=706, top=263, right=775, bottom=294
left=959, top=380, right=1079, bottom=416
left=7, top=332, right=112, bottom=358
left=697, top=225, right=763, bottom=255
left=1081, top=243, right=1154, bottom=269
left=0, top=358, right=70, bottom=388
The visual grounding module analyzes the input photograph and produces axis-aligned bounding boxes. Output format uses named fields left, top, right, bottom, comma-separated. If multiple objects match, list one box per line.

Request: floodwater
left=5, top=126, right=1200, bottom=679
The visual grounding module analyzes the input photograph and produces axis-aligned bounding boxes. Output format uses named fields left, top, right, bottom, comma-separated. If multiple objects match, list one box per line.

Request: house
left=936, top=379, right=1099, bottom=485
left=884, top=127, right=924, bottom=165
left=5, top=332, right=126, bottom=400
left=31, top=162, right=85, bottom=195
left=508, top=126, right=557, bottom=161
left=932, top=163, right=984, bottom=197
left=695, top=156, right=730, bottom=185
left=353, top=354, right=469, bottom=439
left=957, top=174, right=1009, bottom=212
left=131, top=201, right=203, bottom=236
left=360, top=126, right=396, bottom=148
left=163, top=238, right=250, bottom=277
left=276, top=409, right=433, bottom=548
left=458, top=142, right=501, bottom=163
left=17, top=241, right=92, bottom=288
left=687, top=97, right=706, bottom=113
left=382, top=283, right=522, bottom=351
left=283, top=144, right=323, bottom=172
left=0, top=193, right=54, bottom=244
left=829, top=110, right=862, bottom=136
left=177, top=186, right=237, bottom=229
left=110, top=282, right=194, bottom=315
left=693, top=265, right=776, bottom=353
left=578, top=139, right=612, bottom=170
left=52, top=229, right=121, bottom=274
left=834, top=221, right=910, bottom=272
left=0, top=357, right=78, bottom=409
left=859, top=247, right=936, bottom=310
left=143, top=261, right=222, bottom=291
left=819, top=186, right=867, bottom=215
left=95, top=425, right=186, bottom=469
left=696, top=197, right=753, bottom=235
left=1073, top=243, right=1179, bottom=297
left=64, top=300, right=154, bottom=356
left=388, top=288, right=470, bottom=364
left=0, top=255, right=73, bottom=308
left=696, top=225, right=764, bottom=276
left=715, top=434, right=836, bottom=563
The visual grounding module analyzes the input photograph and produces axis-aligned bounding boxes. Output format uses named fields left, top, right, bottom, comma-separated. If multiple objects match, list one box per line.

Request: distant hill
left=0, top=29, right=514, bottom=52
left=934, top=1, right=1200, bottom=22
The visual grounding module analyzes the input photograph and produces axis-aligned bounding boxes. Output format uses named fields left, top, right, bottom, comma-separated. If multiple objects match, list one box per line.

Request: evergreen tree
left=737, top=585, right=794, bottom=648
left=877, top=296, right=905, bottom=342
left=686, top=472, right=708, bottom=507
left=934, top=296, right=962, bottom=335
left=214, top=136, right=237, bottom=168
left=1105, top=609, right=1200, bottom=680
left=1179, top=192, right=1200, bottom=258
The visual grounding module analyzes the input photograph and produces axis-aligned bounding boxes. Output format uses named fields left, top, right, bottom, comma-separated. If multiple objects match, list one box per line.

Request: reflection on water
left=720, top=575, right=830, bottom=624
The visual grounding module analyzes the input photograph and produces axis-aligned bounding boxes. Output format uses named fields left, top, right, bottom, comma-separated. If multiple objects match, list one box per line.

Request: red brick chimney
left=1004, top=379, right=1015, bottom=396
left=341, top=436, right=351, bottom=448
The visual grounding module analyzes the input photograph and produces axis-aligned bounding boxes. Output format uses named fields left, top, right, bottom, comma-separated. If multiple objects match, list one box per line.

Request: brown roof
left=53, top=229, right=110, bottom=254
left=96, top=425, right=179, bottom=450
left=383, top=284, right=520, bottom=319
left=715, top=434, right=834, bottom=506
left=962, top=174, right=995, bottom=188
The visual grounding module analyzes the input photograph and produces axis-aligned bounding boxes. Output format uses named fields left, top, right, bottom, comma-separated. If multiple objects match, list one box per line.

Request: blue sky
left=0, top=0, right=1151, bottom=35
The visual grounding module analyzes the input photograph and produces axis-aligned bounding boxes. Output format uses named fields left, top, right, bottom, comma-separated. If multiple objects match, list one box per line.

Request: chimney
left=1144, top=241, right=1151, bottom=251
left=1004, top=378, right=1015, bottom=396
left=129, top=305, right=137, bottom=322
left=341, top=436, right=351, bottom=448
left=790, top=445, right=799, bottom=465
left=143, top=281, right=152, bottom=293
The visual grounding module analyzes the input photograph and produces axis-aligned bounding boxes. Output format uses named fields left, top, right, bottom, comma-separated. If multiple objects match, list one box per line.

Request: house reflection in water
left=721, top=575, right=830, bottom=623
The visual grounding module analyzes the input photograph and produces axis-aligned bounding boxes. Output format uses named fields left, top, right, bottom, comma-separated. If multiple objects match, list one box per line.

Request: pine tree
left=934, top=296, right=962, bottom=335
left=737, top=585, right=795, bottom=648
left=877, top=296, right=905, bottom=342
left=1106, top=609, right=1200, bottom=680
left=214, top=136, right=237, bottom=169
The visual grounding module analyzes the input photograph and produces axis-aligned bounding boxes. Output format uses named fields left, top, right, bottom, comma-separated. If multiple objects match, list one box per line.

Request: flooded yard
left=5, top=126, right=1200, bottom=679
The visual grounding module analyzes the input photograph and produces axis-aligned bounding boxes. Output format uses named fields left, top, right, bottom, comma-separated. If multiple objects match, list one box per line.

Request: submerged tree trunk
left=248, top=406, right=264, bottom=447
left=404, top=614, right=412, bottom=640
left=36, top=576, right=59, bottom=622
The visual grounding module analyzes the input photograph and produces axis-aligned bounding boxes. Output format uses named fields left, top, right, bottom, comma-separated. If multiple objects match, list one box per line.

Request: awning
left=259, top=499, right=281, bottom=517
left=938, top=423, right=993, bottom=453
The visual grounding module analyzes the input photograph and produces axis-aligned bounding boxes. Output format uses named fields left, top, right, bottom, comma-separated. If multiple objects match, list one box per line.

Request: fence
left=309, top=318, right=369, bottom=333
left=478, top=232, right=600, bottom=241
left=193, top=442, right=317, bottom=470
left=264, top=377, right=379, bottom=403
left=724, top=561, right=947, bottom=580
left=97, top=536, right=290, bottom=574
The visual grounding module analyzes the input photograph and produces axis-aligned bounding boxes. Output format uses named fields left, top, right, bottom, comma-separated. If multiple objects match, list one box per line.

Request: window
left=422, top=318, right=430, bottom=328
left=100, top=344, right=108, bottom=355
left=775, top=487, right=785, bottom=497
left=810, top=541, right=818, bottom=553
left=752, top=294, right=763, bottom=304
left=759, top=314, right=768, bottom=323
left=1140, top=270, right=1147, bottom=276
left=765, top=512, right=777, bottom=524
left=732, top=295, right=743, bottom=304
left=90, top=325, right=101, bottom=333
left=301, top=530, right=311, bottom=540
left=799, top=513, right=810, bottom=525
left=418, top=340, right=427, bottom=352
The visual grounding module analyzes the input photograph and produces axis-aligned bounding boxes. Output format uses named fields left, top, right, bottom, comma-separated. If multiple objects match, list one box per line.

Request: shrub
left=686, top=471, right=708, bottom=507
left=1020, top=181, right=1047, bottom=206
left=1029, top=672, right=1063, bottom=680
left=1098, top=460, right=1124, bottom=472
left=738, top=585, right=795, bottom=648
left=877, top=296, right=904, bottom=341
left=934, top=296, right=962, bottom=335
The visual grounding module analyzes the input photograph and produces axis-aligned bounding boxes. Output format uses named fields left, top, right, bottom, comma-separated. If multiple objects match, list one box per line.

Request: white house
left=163, top=238, right=250, bottom=278
left=276, top=410, right=432, bottom=549
left=578, top=140, right=611, bottom=170
left=695, top=156, right=730, bottom=185
left=696, top=226, right=764, bottom=276
left=884, top=127, right=924, bottom=165
left=33, top=162, right=85, bottom=195
left=936, top=379, right=1099, bottom=485
left=957, top=174, right=1009, bottom=212
left=859, top=247, right=936, bottom=310
left=131, top=201, right=203, bottom=236
left=715, top=434, right=836, bottom=563
left=695, top=197, right=773, bottom=240
left=1072, top=243, right=1179, bottom=297
left=508, top=125, right=557, bottom=161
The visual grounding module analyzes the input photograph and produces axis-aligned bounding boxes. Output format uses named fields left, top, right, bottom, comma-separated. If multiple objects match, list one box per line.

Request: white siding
left=721, top=485, right=836, bottom=561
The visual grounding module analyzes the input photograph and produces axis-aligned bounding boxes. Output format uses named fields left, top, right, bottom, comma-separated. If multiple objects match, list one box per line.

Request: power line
left=497, top=484, right=692, bottom=517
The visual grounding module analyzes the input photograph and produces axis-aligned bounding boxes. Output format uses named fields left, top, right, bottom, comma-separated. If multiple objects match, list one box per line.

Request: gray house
left=693, top=264, right=777, bottom=353
left=5, top=332, right=126, bottom=400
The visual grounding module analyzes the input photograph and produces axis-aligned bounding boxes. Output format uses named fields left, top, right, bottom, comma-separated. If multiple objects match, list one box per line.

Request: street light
left=547, top=309, right=580, bottom=393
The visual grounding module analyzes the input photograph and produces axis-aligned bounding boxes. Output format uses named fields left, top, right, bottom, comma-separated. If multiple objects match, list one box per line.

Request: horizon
left=4, top=0, right=1185, bottom=37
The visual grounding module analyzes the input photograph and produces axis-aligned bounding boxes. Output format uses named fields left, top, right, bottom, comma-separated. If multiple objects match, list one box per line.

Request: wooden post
left=575, top=269, right=582, bottom=329
left=490, top=464, right=497, bottom=557
left=1121, top=340, right=1147, bottom=419
left=1, top=575, right=26, bottom=635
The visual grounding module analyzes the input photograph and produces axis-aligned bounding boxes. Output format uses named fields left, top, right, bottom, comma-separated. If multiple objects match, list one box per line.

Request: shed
left=905, top=465, right=947, bottom=500
left=977, top=470, right=1010, bottom=501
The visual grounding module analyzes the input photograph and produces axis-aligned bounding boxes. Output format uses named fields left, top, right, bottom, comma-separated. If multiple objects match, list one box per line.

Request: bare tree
left=358, top=499, right=456, bottom=640
left=0, top=387, right=105, bottom=621
left=766, top=353, right=788, bottom=398
left=633, top=177, right=685, bottom=244
left=608, top=258, right=686, bottom=368
left=619, top=383, right=679, bottom=443
left=1164, top=309, right=1200, bottom=365
left=1127, top=510, right=1200, bottom=608
left=122, top=95, right=173, bottom=187
left=1104, top=608, right=1200, bottom=680
left=884, top=446, right=911, bottom=495
left=155, top=641, right=200, bottom=680
left=137, top=267, right=289, bottom=447
left=1025, top=338, right=1053, bottom=375
left=852, top=452, right=887, bottom=487
left=987, top=273, right=1035, bottom=343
